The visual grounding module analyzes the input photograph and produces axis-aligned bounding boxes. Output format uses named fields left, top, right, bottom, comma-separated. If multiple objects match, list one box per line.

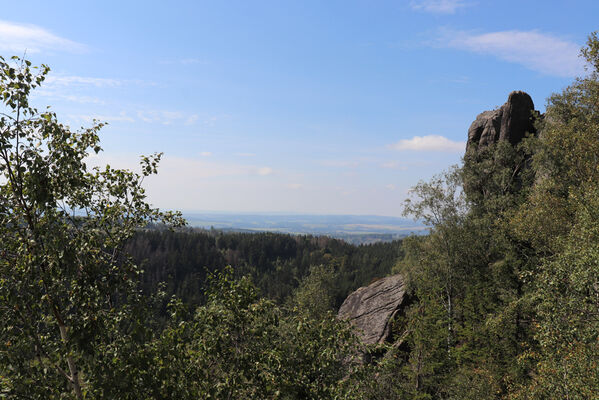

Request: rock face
left=338, top=274, right=406, bottom=345
left=467, top=91, right=538, bottom=151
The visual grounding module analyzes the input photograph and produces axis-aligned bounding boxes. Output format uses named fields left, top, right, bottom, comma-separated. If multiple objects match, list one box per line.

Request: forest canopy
left=1, top=32, right=599, bottom=399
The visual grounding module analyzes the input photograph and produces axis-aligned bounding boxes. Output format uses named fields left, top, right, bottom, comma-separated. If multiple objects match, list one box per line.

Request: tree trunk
left=56, top=313, right=84, bottom=399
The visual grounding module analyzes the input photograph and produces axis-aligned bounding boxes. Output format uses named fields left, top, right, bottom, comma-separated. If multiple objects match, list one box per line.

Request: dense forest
left=126, top=228, right=402, bottom=307
left=1, top=33, right=599, bottom=399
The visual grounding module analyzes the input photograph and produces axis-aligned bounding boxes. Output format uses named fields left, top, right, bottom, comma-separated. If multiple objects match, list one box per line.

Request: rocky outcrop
left=338, top=274, right=406, bottom=345
left=467, top=91, right=538, bottom=152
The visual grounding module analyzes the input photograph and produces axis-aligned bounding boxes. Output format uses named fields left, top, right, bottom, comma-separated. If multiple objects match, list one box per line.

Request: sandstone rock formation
left=467, top=91, right=538, bottom=152
left=338, top=274, right=406, bottom=345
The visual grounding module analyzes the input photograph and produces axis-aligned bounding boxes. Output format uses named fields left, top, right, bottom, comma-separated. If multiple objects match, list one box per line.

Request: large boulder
left=338, top=274, right=406, bottom=345
left=467, top=91, right=538, bottom=151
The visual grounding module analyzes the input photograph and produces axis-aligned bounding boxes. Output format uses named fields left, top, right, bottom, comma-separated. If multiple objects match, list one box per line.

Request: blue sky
left=1, top=1, right=597, bottom=216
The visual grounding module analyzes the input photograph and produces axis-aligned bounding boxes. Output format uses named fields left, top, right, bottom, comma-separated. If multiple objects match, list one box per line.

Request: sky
left=1, top=0, right=597, bottom=217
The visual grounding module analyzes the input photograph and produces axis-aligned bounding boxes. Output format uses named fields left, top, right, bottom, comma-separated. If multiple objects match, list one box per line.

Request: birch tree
left=0, top=56, right=183, bottom=399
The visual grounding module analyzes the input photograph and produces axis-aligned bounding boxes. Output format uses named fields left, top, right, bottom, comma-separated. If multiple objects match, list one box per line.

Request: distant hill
left=182, top=212, right=425, bottom=244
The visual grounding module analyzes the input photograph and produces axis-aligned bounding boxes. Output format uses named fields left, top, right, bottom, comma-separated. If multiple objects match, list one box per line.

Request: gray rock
left=338, top=274, right=406, bottom=345
left=467, top=91, right=537, bottom=151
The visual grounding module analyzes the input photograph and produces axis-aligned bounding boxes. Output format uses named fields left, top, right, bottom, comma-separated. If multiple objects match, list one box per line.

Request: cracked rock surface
left=338, top=274, right=406, bottom=345
left=467, top=91, right=538, bottom=151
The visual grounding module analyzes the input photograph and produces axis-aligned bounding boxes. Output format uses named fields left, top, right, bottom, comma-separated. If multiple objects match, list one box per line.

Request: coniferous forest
left=126, top=228, right=402, bottom=307
left=1, top=33, right=599, bottom=399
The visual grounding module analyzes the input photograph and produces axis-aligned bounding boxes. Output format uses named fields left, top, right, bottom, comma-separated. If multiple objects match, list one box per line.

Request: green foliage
left=0, top=56, right=370, bottom=399
left=144, top=267, right=363, bottom=399
left=3, top=32, right=599, bottom=399
left=507, top=33, right=599, bottom=399
left=391, top=32, right=599, bottom=400
left=0, top=56, right=183, bottom=399
left=288, top=263, right=337, bottom=319
left=462, top=137, right=537, bottom=216
left=126, top=228, right=403, bottom=307
left=523, top=190, right=599, bottom=399
left=395, top=114, right=539, bottom=396
left=396, top=167, right=508, bottom=397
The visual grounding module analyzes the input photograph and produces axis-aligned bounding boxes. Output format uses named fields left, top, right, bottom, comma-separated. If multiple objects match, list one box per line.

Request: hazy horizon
left=180, top=210, right=416, bottom=218
left=3, top=1, right=597, bottom=216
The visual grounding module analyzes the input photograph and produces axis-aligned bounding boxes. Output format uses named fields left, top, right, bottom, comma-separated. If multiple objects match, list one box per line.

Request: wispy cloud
left=199, top=152, right=212, bottom=157
left=35, top=90, right=105, bottom=105
left=67, top=112, right=135, bottom=124
left=161, top=159, right=273, bottom=179
left=67, top=109, right=200, bottom=126
left=34, top=75, right=124, bottom=105
left=202, top=113, right=232, bottom=127
left=389, top=135, right=465, bottom=152
left=0, top=20, right=86, bottom=54
left=87, top=153, right=274, bottom=179
left=319, top=160, right=360, bottom=168
left=45, top=75, right=123, bottom=88
left=439, top=29, right=584, bottom=77
left=410, top=0, right=471, bottom=14
left=256, top=167, right=273, bottom=176
left=33, top=73, right=160, bottom=106
left=180, top=58, right=206, bottom=65
left=160, top=58, right=208, bottom=65
left=380, top=161, right=409, bottom=170
left=136, top=110, right=199, bottom=126
left=449, top=76, right=470, bottom=84
left=185, top=114, right=199, bottom=125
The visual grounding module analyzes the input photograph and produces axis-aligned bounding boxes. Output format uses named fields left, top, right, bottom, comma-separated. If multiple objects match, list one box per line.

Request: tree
left=401, top=166, right=470, bottom=353
left=397, top=156, right=535, bottom=397
left=288, top=263, right=337, bottom=319
left=150, top=267, right=362, bottom=399
left=0, top=56, right=183, bottom=399
left=508, top=32, right=599, bottom=399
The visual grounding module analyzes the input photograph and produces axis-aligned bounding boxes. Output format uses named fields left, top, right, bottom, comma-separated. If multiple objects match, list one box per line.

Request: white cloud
left=390, top=135, right=465, bottom=152
left=185, top=114, right=199, bottom=125
left=385, top=184, right=397, bottom=190
left=380, top=161, right=409, bottom=170
left=257, top=167, right=273, bottom=176
left=67, top=112, right=135, bottom=124
left=440, top=29, right=584, bottom=77
left=33, top=74, right=159, bottom=106
left=33, top=75, right=124, bottom=105
left=160, top=58, right=207, bottom=65
left=43, top=74, right=155, bottom=92
left=319, top=160, right=360, bottom=168
left=61, top=94, right=104, bottom=104
left=136, top=110, right=199, bottom=126
left=180, top=58, right=205, bottom=65
left=67, top=109, right=200, bottom=126
left=410, top=0, right=470, bottom=14
left=35, top=90, right=105, bottom=104
left=0, top=20, right=86, bottom=54
left=86, top=153, right=274, bottom=180
left=161, top=159, right=272, bottom=178
left=45, top=75, right=122, bottom=88
left=202, top=113, right=232, bottom=127
left=199, top=152, right=212, bottom=157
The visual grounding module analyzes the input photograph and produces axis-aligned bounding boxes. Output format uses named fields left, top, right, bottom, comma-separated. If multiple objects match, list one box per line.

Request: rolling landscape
left=183, top=212, right=425, bottom=244
left=1, top=2, right=599, bottom=399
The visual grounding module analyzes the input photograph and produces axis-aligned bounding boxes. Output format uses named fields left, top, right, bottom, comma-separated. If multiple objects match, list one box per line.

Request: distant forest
left=126, top=227, right=403, bottom=307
